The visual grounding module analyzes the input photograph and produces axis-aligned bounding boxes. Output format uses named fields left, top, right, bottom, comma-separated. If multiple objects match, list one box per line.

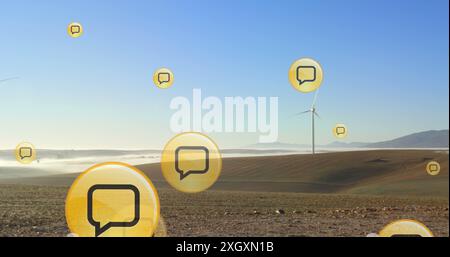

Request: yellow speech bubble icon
left=88, top=185, right=140, bottom=237
left=379, top=219, right=434, bottom=237
left=336, top=127, right=346, bottom=135
left=333, top=124, right=348, bottom=139
left=297, top=66, right=316, bottom=85
left=19, top=147, right=33, bottom=159
left=161, top=132, right=222, bottom=193
left=289, top=58, right=323, bottom=93
left=158, top=73, right=171, bottom=84
left=153, top=68, right=174, bottom=89
left=67, top=22, right=83, bottom=38
left=15, top=142, right=36, bottom=164
left=175, top=146, right=209, bottom=180
left=426, top=161, right=441, bottom=176
left=66, top=162, right=160, bottom=237
left=70, top=25, right=81, bottom=34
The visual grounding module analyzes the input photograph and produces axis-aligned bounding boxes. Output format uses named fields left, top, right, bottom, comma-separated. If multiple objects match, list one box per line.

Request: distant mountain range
left=247, top=130, right=449, bottom=149
left=365, top=130, right=449, bottom=148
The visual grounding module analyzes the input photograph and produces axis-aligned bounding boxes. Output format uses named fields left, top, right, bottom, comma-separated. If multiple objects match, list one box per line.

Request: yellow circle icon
left=426, top=161, right=441, bottom=176
left=67, top=22, right=83, bottom=38
left=15, top=142, right=36, bottom=164
left=153, top=68, right=174, bottom=89
left=379, top=219, right=434, bottom=237
left=333, top=124, right=348, bottom=139
left=161, top=132, right=222, bottom=193
left=65, top=162, right=160, bottom=237
left=289, top=58, right=323, bottom=93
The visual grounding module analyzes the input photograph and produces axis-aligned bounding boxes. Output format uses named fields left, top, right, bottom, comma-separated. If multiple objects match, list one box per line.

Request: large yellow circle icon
left=161, top=132, right=222, bottom=193
left=379, top=219, right=434, bottom=237
left=65, top=162, right=160, bottom=237
left=288, top=58, right=323, bottom=93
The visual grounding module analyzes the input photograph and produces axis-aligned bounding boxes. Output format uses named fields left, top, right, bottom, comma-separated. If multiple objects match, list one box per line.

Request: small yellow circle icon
left=426, top=161, right=441, bottom=176
left=15, top=142, right=36, bottom=164
left=161, top=132, right=222, bottom=193
left=379, top=219, right=434, bottom=237
left=65, top=162, right=160, bottom=237
left=67, top=22, right=83, bottom=38
left=333, top=124, right=348, bottom=139
left=289, top=58, right=323, bottom=93
left=153, top=68, right=174, bottom=89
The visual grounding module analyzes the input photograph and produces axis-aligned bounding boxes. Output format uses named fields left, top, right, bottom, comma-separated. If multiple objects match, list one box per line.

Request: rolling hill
left=365, top=130, right=449, bottom=148
left=5, top=150, right=448, bottom=198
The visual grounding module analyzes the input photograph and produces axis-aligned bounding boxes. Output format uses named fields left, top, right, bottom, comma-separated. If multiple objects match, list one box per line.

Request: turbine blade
left=293, top=110, right=311, bottom=117
left=0, top=77, right=19, bottom=84
left=311, top=89, right=320, bottom=109
left=314, top=112, right=321, bottom=119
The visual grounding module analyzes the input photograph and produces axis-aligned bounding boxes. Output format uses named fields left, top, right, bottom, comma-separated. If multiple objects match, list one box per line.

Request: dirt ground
left=0, top=184, right=447, bottom=237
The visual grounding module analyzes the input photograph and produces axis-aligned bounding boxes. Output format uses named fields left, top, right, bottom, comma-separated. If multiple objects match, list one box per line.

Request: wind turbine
left=294, top=90, right=321, bottom=155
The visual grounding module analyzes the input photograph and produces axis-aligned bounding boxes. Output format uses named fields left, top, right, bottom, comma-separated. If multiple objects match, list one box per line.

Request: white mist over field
left=2, top=148, right=445, bottom=180
left=0, top=150, right=161, bottom=179
left=0, top=149, right=305, bottom=179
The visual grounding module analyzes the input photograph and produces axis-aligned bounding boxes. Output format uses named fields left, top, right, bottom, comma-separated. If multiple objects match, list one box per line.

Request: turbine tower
left=295, top=90, right=320, bottom=154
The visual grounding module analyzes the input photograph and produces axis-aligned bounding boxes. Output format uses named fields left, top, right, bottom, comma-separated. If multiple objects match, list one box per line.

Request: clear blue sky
left=0, top=0, right=448, bottom=149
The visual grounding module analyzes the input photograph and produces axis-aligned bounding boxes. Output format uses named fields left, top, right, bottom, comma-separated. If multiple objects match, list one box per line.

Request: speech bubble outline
left=175, top=146, right=209, bottom=180
left=390, top=234, right=423, bottom=237
left=336, top=126, right=346, bottom=135
left=19, top=147, right=33, bottom=160
left=158, top=72, right=171, bottom=84
left=296, top=65, right=317, bottom=85
left=70, top=25, right=81, bottom=35
left=429, top=164, right=439, bottom=172
left=87, top=184, right=140, bottom=237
